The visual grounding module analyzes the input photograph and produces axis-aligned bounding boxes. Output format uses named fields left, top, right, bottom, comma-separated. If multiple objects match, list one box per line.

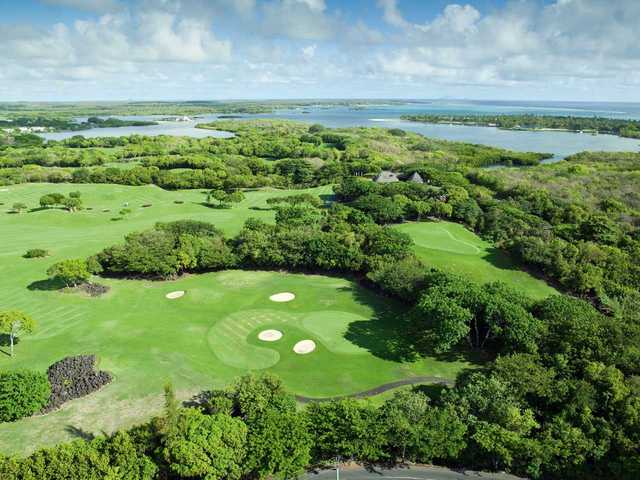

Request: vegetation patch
left=76, top=282, right=110, bottom=297
left=0, top=371, right=50, bottom=422
left=23, top=248, right=49, bottom=259
left=43, top=355, right=112, bottom=413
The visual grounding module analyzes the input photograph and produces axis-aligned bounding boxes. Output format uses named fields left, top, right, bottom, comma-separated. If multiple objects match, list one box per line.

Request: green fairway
left=0, top=183, right=472, bottom=454
left=395, top=221, right=556, bottom=300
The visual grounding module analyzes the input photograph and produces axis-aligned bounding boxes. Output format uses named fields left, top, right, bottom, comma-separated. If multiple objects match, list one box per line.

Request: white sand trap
left=0, top=189, right=8, bottom=192
left=258, top=329, right=283, bottom=342
left=269, top=292, right=296, bottom=302
left=166, top=290, right=185, bottom=299
left=293, top=340, right=316, bottom=354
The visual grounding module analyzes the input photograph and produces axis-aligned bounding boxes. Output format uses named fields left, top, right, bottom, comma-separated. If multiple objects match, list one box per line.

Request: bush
left=44, top=355, right=112, bottom=412
left=46, top=259, right=91, bottom=287
left=0, top=371, right=51, bottom=422
left=23, top=249, right=49, bottom=259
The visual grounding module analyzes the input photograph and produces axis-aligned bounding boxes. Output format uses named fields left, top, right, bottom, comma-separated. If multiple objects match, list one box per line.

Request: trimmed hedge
left=0, top=371, right=51, bottom=422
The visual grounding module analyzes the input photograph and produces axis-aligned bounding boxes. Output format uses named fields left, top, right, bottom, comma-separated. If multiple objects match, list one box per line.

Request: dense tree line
left=1, top=120, right=553, bottom=188
left=402, top=114, right=640, bottom=139
left=2, top=347, right=639, bottom=480
left=93, top=209, right=413, bottom=280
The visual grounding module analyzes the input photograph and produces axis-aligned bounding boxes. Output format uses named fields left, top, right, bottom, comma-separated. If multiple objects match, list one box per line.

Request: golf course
left=0, top=183, right=508, bottom=454
left=396, top=222, right=556, bottom=300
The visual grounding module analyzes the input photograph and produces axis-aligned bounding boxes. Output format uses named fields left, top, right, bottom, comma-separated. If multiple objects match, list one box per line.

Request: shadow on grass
left=412, top=383, right=450, bottom=402
left=482, top=245, right=555, bottom=289
left=195, top=202, right=231, bottom=210
left=249, top=206, right=273, bottom=211
left=0, top=334, right=18, bottom=356
left=342, top=283, right=483, bottom=366
left=341, top=285, right=418, bottom=362
left=319, top=193, right=336, bottom=205
left=27, top=278, right=65, bottom=291
left=482, top=246, right=522, bottom=271
left=65, top=425, right=96, bottom=441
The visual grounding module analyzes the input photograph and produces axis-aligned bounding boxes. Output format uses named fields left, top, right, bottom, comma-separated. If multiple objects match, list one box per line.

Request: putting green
left=395, top=221, right=556, bottom=300
left=0, top=183, right=472, bottom=455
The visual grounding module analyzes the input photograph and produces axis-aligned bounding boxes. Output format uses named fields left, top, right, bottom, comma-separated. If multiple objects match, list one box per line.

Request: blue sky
left=0, top=0, right=638, bottom=101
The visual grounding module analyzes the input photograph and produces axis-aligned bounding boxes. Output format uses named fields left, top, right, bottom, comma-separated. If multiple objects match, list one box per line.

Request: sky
left=0, top=0, right=639, bottom=102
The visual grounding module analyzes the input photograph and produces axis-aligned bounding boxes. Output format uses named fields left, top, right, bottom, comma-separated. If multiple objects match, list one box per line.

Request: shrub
left=0, top=371, right=51, bottom=422
left=44, top=355, right=112, bottom=412
left=388, top=128, right=406, bottom=136
left=23, top=249, right=49, bottom=259
left=46, top=259, right=91, bottom=287
left=11, top=202, right=27, bottom=213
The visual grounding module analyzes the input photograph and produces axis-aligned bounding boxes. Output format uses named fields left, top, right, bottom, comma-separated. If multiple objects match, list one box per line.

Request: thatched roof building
left=408, top=172, right=424, bottom=183
left=374, top=171, right=400, bottom=183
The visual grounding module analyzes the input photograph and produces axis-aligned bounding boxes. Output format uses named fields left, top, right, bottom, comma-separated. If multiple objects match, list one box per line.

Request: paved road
left=304, top=465, right=525, bottom=480
left=296, top=377, right=453, bottom=403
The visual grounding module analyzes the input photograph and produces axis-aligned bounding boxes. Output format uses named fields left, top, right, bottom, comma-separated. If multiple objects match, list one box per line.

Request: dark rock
left=43, top=355, right=112, bottom=413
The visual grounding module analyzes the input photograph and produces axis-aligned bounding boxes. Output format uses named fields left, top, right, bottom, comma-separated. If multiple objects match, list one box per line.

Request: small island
left=0, top=116, right=157, bottom=133
left=402, top=113, right=640, bottom=139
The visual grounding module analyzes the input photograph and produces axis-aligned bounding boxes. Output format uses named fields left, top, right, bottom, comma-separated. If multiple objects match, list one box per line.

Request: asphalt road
left=304, top=465, right=525, bottom=480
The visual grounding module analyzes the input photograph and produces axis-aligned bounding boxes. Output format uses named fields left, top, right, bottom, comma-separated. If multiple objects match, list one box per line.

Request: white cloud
left=293, top=0, right=325, bottom=12
left=377, top=0, right=409, bottom=28
left=2, top=0, right=640, bottom=100
left=377, top=0, right=640, bottom=93
left=302, top=44, right=316, bottom=60
left=261, top=0, right=334, bottom=40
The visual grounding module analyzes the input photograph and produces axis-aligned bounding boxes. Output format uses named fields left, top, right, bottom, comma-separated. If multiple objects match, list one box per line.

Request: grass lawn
left=395, top=221, right=556, bottom=300
left=0, top=183, right=474, bottom=454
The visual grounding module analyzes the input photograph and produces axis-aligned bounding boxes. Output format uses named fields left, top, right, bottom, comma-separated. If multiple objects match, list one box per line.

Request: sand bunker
left=258, top=329, right=283, bottom=342
left=293, top=340, right=316, bottom=354
left=269, top=292, right=296, bottom=302
left=166, top=290, right=185, bottom=299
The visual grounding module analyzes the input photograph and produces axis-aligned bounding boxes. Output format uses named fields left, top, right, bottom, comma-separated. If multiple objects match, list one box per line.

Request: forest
left=0, top=120, right=550, bottom=189
left=0, top=121, right=639, bottom=479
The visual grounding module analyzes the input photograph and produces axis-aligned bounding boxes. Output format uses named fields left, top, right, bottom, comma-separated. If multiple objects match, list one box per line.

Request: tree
left=0, top=310, right=36, bottom=357
left=62, top=197, right=82, bottom=212
left=408, top=200, right=431, bottom=221
left=416, top=288, right=472, bottom=353
left=307, top=399, right=387, bottom=462
left=225, top=191, right=245, bottom=204
left=207, top=189, right=230, bottom=208
left=352, top=194, right=404, bottom=224
left=232, top=373, right=296, bottom=422
left=162, top=409, right=247, bottom=480
left=0, top=370, right=51, bottom=421
left=46, top=259, right=91, bottom=287
left=380, top=390, right=431, bottom=462
left=11, top=202, right=27, bottom=214
left=244, top=410, right=312, bottom=480
left=39, top=194, right=56, bottom=208
left=274, top=203, right=324, bottom=228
